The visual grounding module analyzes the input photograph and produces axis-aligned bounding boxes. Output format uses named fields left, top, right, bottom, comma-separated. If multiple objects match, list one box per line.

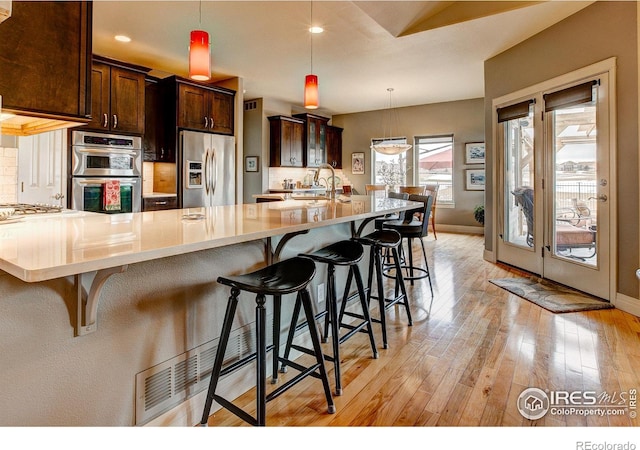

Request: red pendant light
left=304, top=74, right=319, bottom=109
left=189, top=30, right=210, bottom=81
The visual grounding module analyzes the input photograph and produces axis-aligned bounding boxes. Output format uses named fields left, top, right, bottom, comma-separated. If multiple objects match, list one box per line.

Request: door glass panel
left=551, top=100, right=597, bottom=265
left=504, top=113, right=535, bottom=248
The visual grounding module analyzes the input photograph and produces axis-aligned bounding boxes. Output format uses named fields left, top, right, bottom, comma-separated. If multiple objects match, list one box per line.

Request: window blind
left=497, top=99, right=534, bottom=123
left=544, top=80, right=598, bottom=112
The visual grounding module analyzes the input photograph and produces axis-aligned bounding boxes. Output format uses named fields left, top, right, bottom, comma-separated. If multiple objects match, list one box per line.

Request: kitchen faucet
left=314, top=164, right=337, bottom=199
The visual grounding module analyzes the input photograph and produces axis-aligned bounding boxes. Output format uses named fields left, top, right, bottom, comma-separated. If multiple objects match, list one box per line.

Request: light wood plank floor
left=205, top=232, right=640, bottom=427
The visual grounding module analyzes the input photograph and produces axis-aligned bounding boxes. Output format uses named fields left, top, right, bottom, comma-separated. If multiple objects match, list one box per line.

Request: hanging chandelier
left=304, top=1, right=321, bottom=109
left=189, top=1, right=211, bottom=81
left=371, top=88, right=412, bottom=155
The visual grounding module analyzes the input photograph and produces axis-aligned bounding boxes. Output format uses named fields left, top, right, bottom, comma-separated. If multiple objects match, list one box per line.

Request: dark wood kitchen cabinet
left=0, top=1, right=92, bottom=122
left=173, top=78, right=235, bottom=135
left=84, top=56, right=148, bottom=135
left=293, top=113, right=330, bottom=168
left=143, top=196, right=178, bottom=211
left=326, top=125, right=343, bottom=169
left=143, top=77, right=174, bottom=162
left=268, top=116, right=304, bottom=167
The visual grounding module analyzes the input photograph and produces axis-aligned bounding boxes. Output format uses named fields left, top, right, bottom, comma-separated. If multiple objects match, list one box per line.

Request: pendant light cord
left=310, top=0, right=313, bottom=73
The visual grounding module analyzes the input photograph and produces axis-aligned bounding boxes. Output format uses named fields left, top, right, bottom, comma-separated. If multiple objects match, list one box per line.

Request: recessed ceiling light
left=309, top=26, right=323, bottom=34
left=115, top=35, right=131, bottom=43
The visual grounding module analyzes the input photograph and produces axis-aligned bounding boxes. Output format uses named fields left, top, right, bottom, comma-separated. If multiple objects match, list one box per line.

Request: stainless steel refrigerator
left=180, top=130, right=236, bottom=208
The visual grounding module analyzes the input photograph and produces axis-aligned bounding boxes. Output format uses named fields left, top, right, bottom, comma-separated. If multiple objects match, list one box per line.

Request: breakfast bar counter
left=0, top=196, right=415, bottom=283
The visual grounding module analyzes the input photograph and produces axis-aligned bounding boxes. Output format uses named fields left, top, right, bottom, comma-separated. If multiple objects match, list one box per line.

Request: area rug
left=489, top=277, right=614, bottom=313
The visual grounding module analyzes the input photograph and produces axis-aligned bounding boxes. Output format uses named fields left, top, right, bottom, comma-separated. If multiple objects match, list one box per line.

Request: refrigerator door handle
left=210, top=148, right=217, bottom=197
left=203, top=149, right=210, bottom=196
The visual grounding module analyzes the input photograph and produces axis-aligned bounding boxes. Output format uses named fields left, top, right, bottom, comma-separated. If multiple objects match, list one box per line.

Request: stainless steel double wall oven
left=71, top=131, right=142, bottom=214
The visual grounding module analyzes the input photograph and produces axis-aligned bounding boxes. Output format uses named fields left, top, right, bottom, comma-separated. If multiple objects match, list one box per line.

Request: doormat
left=489, top=277, right=613, bottom=313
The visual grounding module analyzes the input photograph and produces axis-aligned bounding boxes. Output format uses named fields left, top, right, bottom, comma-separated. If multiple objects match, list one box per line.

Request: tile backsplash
left=0, top=147, right=18, bottom=203
left=268, top=167, right=349, bottom=190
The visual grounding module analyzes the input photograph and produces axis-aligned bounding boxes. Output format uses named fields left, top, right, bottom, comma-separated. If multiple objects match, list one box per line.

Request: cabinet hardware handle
left=102, top=114, right=108, bottom=128
left=113, top=115, right=118, bottom=128
left=204, top=117, right=208, bottom=128
left=156, top=201, right=168, bottom=205
left=210, top=117, right=214, bottom=129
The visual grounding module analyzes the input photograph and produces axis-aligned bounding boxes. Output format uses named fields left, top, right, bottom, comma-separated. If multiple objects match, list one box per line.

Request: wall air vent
left=244, top=100, right=258, bottom=111
left=135, top=319, right=265, bottom=426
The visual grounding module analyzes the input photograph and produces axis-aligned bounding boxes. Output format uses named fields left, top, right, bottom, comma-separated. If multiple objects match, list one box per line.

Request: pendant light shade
left=371, top=88, right=412, bottom=155
left=189, top=30, right=211, bottom=81
left=304, top=74, right=319, bottom=109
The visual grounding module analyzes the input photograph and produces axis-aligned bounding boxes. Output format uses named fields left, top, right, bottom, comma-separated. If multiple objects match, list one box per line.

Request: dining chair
left=365, top=184, right=387, bottom=199
left=423, top=184, right=439, bottom=239
left=397, top=185, right=425, bottom=196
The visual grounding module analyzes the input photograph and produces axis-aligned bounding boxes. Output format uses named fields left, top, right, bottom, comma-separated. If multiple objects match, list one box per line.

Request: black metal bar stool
left=383, top=194, right=434, bottom=295
left=200, top=256, right=335, bottom=427
left=281, top=239, right=378, bottom=396
left=352, top=229, right=411, bottom=349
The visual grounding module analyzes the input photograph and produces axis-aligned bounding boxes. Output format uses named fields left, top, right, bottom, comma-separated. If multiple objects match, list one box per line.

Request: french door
left=496, top=63, right=613, bottom=300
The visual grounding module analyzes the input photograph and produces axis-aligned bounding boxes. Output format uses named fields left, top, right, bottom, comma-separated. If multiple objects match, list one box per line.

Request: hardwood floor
left=205, top=232, right=640, bottom=427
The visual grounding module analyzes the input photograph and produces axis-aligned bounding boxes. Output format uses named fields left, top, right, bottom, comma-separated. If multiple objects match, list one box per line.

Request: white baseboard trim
left=483, top=249, right=495, bottom=263
left=613, top=292, right=640, bottom=317
left=437, top=224, right=484, bottom=235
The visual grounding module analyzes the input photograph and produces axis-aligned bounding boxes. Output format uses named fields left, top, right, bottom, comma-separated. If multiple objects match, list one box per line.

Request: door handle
left=210, top=149, right=217, bottom=195
left=203, top=150, right=210, bottom=196
left=588, top=194, right=607, bottom=202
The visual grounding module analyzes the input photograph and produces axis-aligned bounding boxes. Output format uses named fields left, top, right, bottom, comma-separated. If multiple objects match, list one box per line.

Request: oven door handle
left=74, top=178, right=139, bottom=186
left=74, top=147, right=139, bottom=156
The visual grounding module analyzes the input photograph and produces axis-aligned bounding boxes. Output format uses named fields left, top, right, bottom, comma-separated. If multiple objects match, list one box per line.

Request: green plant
left=473, top=204, right=485, bottom=225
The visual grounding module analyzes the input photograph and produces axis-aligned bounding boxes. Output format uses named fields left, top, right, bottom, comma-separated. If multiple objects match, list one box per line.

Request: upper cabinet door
left=86, top=62, right=111, bottom=130
left=178, top=83, right=209, bottom=130
left=211, top=91, right=234, bottom=135
left=110, top=66, right=146, bottom=134
left=0, top=1, right=92, bottom=119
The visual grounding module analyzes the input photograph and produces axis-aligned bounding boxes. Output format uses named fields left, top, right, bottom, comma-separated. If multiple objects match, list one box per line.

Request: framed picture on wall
left=465, top=142, right=485, bottom=164
left=352, top=152, right=365, bottom=175
left=465, top=169, right=486, bottom=190
left=245, top=156, right=258, bottom=172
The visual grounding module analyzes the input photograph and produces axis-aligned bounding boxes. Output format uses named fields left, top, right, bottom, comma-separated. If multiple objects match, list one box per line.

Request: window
left=414, top=135, right=454, bottom=204
left=371, top=137, right=409, bottom=186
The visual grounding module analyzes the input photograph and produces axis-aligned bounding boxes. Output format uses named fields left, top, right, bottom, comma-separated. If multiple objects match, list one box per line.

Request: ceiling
left=92, top=1, right=593, bottom=116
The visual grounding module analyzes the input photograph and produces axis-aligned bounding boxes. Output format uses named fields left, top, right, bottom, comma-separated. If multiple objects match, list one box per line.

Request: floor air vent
left=135, top=320, right=266, bottom=425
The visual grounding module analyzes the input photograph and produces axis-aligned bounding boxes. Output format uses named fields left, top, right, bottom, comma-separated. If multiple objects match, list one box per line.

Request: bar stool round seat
left=353, top=229, right=411, bottom=349
left=200, top=256, right=335, bottom=427
left=282, top=239, right=378, bottom=396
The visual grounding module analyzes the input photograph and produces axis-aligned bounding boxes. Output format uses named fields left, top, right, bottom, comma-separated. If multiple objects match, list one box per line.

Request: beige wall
left=484, top=1, right=638, bottom=297
left=332, top=98, right=485, bottom=227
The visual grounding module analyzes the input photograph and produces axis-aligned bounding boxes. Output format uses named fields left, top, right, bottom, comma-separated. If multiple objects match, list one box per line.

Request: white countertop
left=0, top=196, right=417, bottom=283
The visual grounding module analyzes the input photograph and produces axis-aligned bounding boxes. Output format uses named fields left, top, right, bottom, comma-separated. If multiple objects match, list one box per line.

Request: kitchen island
left=0, top=196, right=416, bottom=426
